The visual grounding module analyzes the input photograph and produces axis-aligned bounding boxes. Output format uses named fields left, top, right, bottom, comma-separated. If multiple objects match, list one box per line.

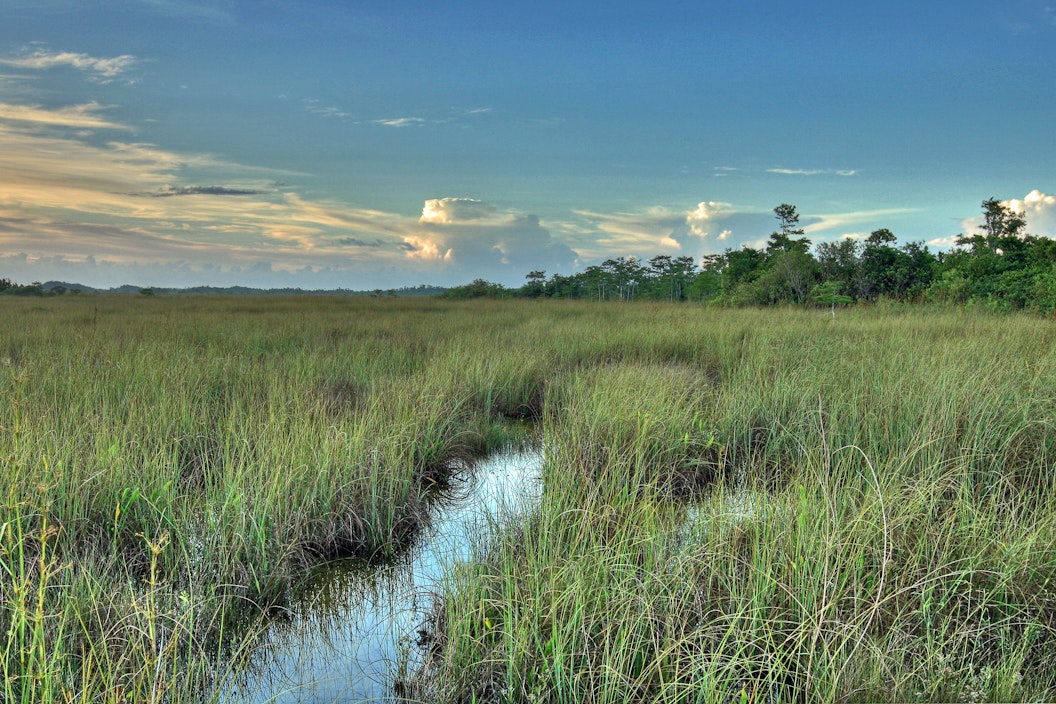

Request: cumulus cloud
left=405, top=198, right=577, bottom=281
left=1007, top=189, right=1056, bottom=237
left=686, top=201, right=733, bottom=238
left=420, top=198, right=496, bottom=224
left=0, top=49, right=137, bottom=83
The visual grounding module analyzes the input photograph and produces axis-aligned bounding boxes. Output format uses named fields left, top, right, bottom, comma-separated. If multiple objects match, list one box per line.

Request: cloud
left=129, top=0, right=234, bottom=23
left=0, top=110, right=422, bottom=283
left=375, top=117, right=426, bottom=128
left=569, top=201, right=776, bottom=261
left=0, top=49, right=138, bottom=83
left=406, top=199, right=577, bottom=281
left=149, top=185, right=266, bottom=197
left=302, top=99, right=352, bottom=120
left=1007, top=189, right=1056, bottom=237
left=333, top=237, right=384, bottom=248
left=803, top=208, right=919, bottom=235
left=420, top=198, right=496, bottom=224
left=767, top=167, right=858, bottom=177
left=572, top=207, right=686, bottom=257
left=0, top=101, right=127, bottom=129
left=686, top=201, right=733, bottom=238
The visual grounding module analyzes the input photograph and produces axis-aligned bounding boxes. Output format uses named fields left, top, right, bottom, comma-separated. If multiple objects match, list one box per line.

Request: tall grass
left=2, top=297, right=1054, bottom=702
left=406, top=304, right=1056, bottom=703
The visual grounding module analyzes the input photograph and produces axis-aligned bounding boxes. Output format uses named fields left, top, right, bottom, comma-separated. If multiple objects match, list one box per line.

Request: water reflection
left=221, top=447, right=542, bottom=703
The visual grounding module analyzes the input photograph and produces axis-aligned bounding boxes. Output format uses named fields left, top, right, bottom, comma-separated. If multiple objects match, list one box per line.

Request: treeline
left=443, top=198, right=1056, bottom=312
left=0, top=278, right=56, bottom=296
left=0, top=279, right=449, bottom=297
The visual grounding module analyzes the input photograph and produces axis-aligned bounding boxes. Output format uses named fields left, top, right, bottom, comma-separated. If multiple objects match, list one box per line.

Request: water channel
left=219, top=447, right=543, bottom=704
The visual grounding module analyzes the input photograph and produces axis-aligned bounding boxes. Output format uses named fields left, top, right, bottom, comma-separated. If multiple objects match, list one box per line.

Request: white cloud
left=1008, top=189, right=1056, bottom=237
left=928, top=235, right=960, bottom=249
left=375, top=117, right=426, bottom=128
left=420, top=198, right=496, bottom=224
left=767, top=167, right=858, bottom=177
left=0, top=49, right=138, bottom=83
left=686, top=201, right=733, bottom=238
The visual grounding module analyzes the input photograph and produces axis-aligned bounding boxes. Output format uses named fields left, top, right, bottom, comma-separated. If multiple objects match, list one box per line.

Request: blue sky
left=1, top=0, right=1054, bottom=289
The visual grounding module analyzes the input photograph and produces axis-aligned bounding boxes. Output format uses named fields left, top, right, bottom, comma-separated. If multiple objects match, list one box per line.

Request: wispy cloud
left=129, top=0, right=234, bottom=23
left=0, top=106, right=413, bottom=275
left=374, top=117, right=426, bottom=128
left=0, top=48, right=138, bottom=83
left=148, top=185, right=267, bottom=197
left=572, top=206, right=686, bottom=256
left=767, top=167, right=859, bottom=177
left=803, top=208, right=920, bottom=234
left=0, top=101, right=127, bottom=129
left=302, top=98, right=352, bottom=120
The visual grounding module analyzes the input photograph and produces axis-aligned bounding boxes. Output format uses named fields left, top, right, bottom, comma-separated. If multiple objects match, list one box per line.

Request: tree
left=955, top=198, right=1028, bottom=255
left=521, top=270, right=546, bottom=298
left=861, top=229, right=902, bottom=299
left=811, top=280, right=853, bottom=317
left=441, top=279, right=507, bottom=299
left=766, top=203, right=811, bottom=256
left=815, top=239, right=861, bottom=297
left=601, top=257, right=645, bottom=301
left=722, top=246, right=765, bottom=291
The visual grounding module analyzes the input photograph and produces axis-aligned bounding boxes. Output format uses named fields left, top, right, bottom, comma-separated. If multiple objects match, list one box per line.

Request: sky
left=1, top=0, right=1055, bottom=290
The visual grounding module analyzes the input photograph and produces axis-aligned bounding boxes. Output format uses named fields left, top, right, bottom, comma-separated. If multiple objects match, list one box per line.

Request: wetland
left=2, top=296, right=1055, bottom=702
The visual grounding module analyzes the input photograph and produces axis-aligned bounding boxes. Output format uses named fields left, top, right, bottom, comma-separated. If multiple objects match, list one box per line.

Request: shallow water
left=219, top=448, right=543, bottom=704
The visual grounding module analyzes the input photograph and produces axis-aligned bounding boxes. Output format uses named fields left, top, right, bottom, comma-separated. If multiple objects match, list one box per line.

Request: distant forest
left=444, top=198, right=1056, bottom=313
left=0, top=281, right=447, bottom=298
